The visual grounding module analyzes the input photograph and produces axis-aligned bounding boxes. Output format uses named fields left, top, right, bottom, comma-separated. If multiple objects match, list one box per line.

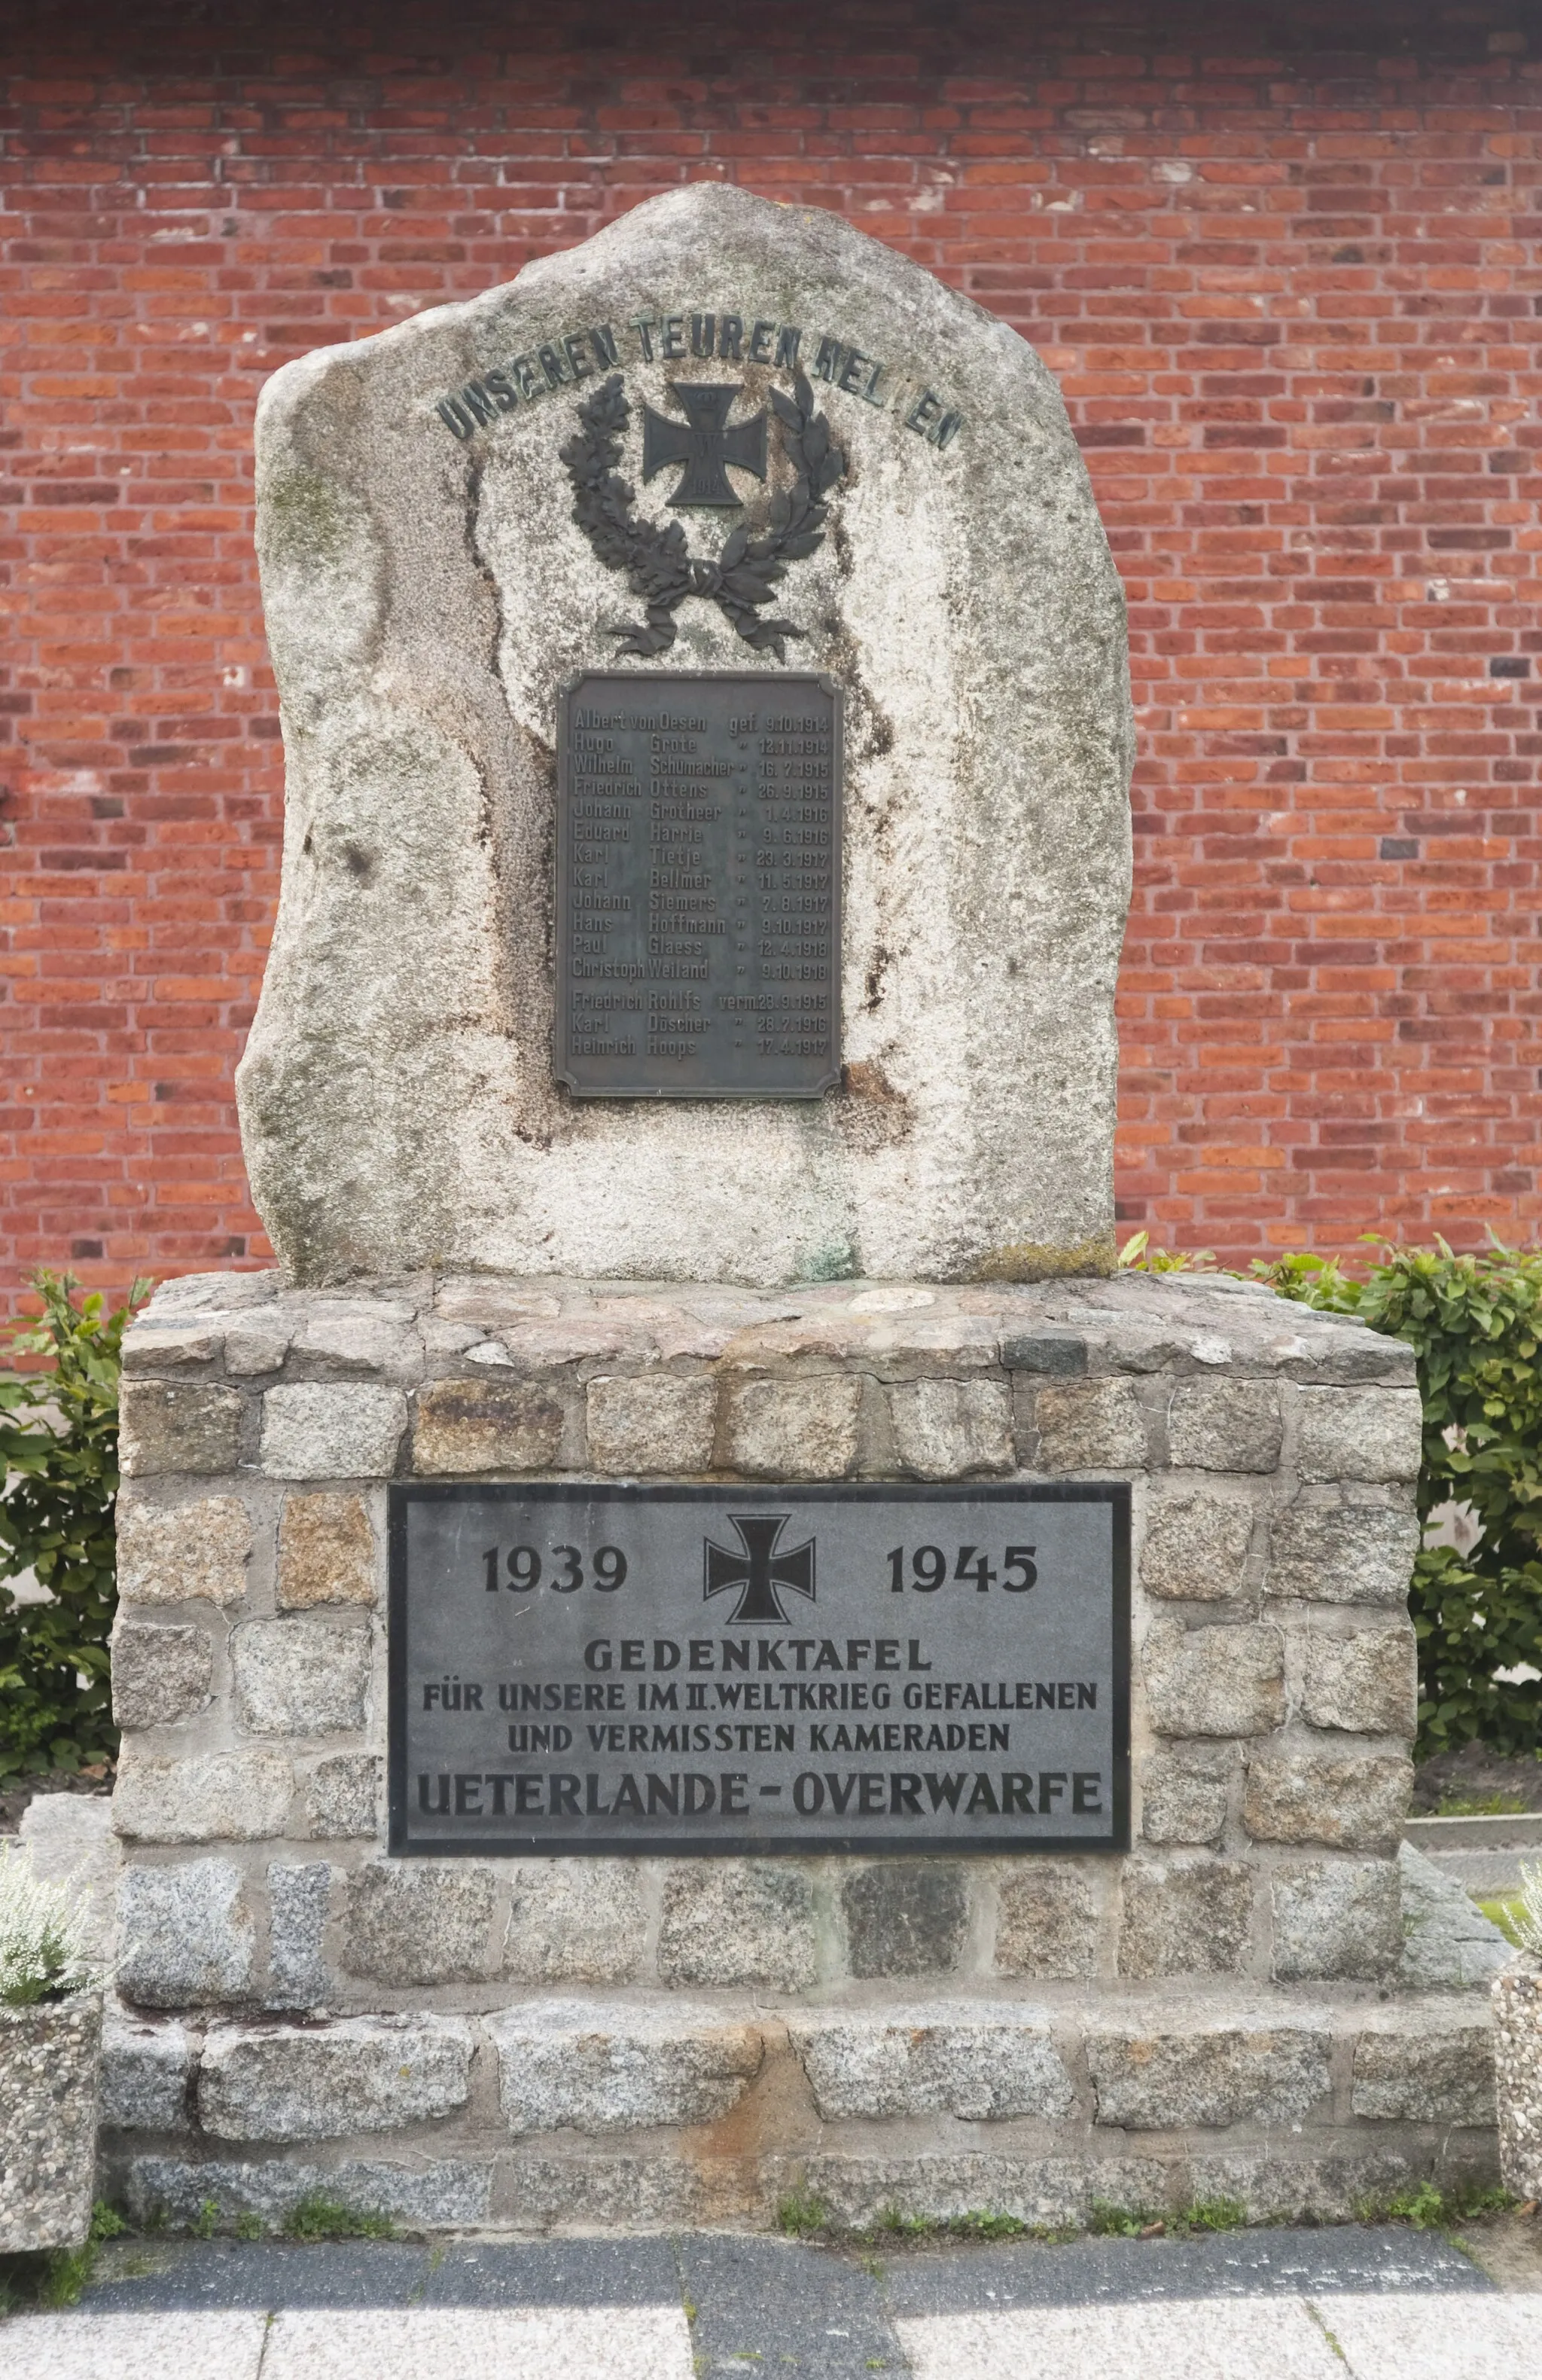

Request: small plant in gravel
left=1179, top=2198, right=1248, bottom=2234
left=774, top=2182, right=828, bottom=2238
left=0, top=1840, right=95, bottom=2005
left=282, top=2193, right=395, bottom=2243
left=1361, top=2180, right=1513, bottom=2229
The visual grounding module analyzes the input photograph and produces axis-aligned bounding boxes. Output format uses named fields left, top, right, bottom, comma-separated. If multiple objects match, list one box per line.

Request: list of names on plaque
left=554, top=670, right=842, bottom=1097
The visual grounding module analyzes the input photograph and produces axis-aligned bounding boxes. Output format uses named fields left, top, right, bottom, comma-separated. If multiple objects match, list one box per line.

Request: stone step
left=101, top=1985, right=1498, bottom=2236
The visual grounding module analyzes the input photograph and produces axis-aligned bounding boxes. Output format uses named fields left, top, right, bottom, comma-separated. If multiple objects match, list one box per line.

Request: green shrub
left=0, top=1271, right=148, bottom=1778
left=1266, top=1239, right=1542, bottom=1756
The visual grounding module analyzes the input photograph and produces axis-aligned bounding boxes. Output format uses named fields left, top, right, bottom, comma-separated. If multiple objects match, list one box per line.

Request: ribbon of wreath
left=559, top=369, right=846, bottom=661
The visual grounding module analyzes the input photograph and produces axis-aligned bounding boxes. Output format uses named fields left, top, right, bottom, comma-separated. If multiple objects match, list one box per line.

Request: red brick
left=2, top=0, right=1539, bottom=1307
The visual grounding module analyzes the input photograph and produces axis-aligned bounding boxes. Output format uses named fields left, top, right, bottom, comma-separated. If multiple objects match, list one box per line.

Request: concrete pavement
left=2, top=2223, right=1537, bottom=2380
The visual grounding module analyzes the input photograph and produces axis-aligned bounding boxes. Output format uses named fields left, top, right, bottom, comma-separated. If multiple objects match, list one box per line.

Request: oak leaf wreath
left=560, top=369, right=846, bottom=661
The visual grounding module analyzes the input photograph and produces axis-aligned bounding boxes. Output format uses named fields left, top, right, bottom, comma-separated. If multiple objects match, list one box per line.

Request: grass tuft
left=282, top=2193, right=395, bottom=2244
left=774, top=2182, right=829, bottom=2238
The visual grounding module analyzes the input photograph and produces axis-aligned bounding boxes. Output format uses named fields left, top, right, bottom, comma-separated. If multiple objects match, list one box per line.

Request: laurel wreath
left=560, top=370, right=846, bottom=661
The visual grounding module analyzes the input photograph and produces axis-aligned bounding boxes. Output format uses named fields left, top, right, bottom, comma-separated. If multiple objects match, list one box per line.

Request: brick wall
left=3, top=1, right=1539, bottom=1307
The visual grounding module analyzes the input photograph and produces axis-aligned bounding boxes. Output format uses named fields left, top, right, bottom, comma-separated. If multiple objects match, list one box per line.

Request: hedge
left=0, top=1273, right=146, bottom=1777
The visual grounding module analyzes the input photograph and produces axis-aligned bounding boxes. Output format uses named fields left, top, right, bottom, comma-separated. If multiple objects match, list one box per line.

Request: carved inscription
left=389, top=1483, right=1132, bottom=1858
left=555, top=671, right=840, bottom=1099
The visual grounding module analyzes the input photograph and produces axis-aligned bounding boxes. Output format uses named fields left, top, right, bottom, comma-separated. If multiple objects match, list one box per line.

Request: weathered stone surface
left=18, top=1793, right=120, bottom=1964
left=295, top=1305, right=420, bottom=1378
left=110, top=1622, right=213, bottom=1730
left=585, top=1374, right=716, bottom=1474
left=268, top=1862, right=331, bottom=2009
left=503, top=1860, right=648, bottom=1985
left=222, top=1313, right=295, bottom=1376
left=994, top=1861, right=1101, bottom=1979
left=122, top=2155, right=492, bottom=2232
left=890, top=1378, right=1014, bottom=1479
left=1142, top=1617, right=1284, bottom=1741
left=1139, top=1748, right=1233, bottom=1847
left=1117, top=1856, right=1253, bottom=1978
left=343, top=1860, right=495, bottom=1984
left=1493, top=1962, right=1542, bottom=2198
left=1352, top=2015, right=1496, bottom=2125
left=721, top=1376, right=862, bottom=1478
left=231, top=1616, right=371, bottom=1736
left=1031, top=1378, right=1146, bottom=1472
left=119, top=1380, right=245, bottom=1477
left=199, top=2015, right=472, bottom=2141
left=797, top=2153, right=1168, bottom=2235
left=261, top=1383, right=407, bottom=1478
left=1300, top=1625, right=1418, bottom=1737
left=489, top=2000, right=763, bottom=2134
left=0, top=1996, right=102, bottom=2253
left=120, top=1321, right=224, bottom=1372
left=238, top=182, right=1132, bottom=1288
left=1182, top=2147, right=1428, bottom=2228
left=791, top=2006, right=1074, bottom=2120
left=117, top=1860, right=254, bottom=2006
left=1264, top=1499, right=1419, bottom=1606
left=116, top=1494, right=251, bottom=1606
left=1271, top=1860, right=1403, bottom=1982
left=492, top=2153, right=718, bottom=2232
left=413, top=1378, right=565, bottom=1474
left=1244, top=1747, right=1412, bottom=1852
left=1297, top=1387, right=1422, bottom=1484
left=277, top=1490, right=377, bottom=1607
left=1399, top=1841, right=1511, bottom=1990
left=1166, top=1381, right=1282, bottom=1474
left=100, top=2013, right=193, bottom=2132
left=303, top=1753, right=382, bottom=1840
left=1139, top=1491, right=1254, bottom=1601
left=844, top=1860, right=968, bottom=1978
left=114, top=1749, right=292, bottom=1844
left=657, top=1860, right=818, bottom=1991
left=1088, top=2016, right=1332, bottom=2129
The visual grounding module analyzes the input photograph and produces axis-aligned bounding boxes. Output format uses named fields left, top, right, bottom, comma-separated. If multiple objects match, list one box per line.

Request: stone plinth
left=102, top=1265, right=1503, bottom=2231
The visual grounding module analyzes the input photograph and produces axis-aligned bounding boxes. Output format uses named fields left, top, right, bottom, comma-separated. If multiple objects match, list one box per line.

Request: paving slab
left=1319, top=2290, right=1542, bottom=2380
left=897, top=2298, right=1344, bottom=2380
left=0, top=2310, right=267, bottom=2380
left=675, top=2234, right=897, bottom=2380
left=82, top=2235, right=680, bottom=2311
left=259, top=2306, right=693, bottom=2380
left=874, top=2223, right=1493, bottom=2314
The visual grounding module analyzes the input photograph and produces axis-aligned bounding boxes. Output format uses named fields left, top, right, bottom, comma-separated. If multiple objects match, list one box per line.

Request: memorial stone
left=105, top=186, right=1499, bottom=2235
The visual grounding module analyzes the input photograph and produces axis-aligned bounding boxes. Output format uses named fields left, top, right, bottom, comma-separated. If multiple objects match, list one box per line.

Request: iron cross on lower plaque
left=641, top=380, right=768, bottom=507
left=703, top=1512, right=815, bottom=1624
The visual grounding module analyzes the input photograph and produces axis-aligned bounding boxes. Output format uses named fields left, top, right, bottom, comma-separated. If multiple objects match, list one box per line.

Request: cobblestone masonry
left=98, top=1265, right=1508, bottom=2228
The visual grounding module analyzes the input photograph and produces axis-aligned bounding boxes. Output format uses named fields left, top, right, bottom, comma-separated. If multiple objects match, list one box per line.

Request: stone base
left=102, top=1265, right=1506, bottom=2229
left=97, top=1982, right=1500, bottom=2237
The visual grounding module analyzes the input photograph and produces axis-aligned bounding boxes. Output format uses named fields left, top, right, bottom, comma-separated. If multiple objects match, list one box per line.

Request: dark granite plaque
left=554, top=670, right=841, bottom=1097
left=389, top=1483, right=1130, bottom=1857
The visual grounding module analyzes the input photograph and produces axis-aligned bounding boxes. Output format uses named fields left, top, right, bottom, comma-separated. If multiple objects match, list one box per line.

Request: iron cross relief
left=641, top=380, right=769, bottom=508
left=703, top=1514, right=816, bottom=1625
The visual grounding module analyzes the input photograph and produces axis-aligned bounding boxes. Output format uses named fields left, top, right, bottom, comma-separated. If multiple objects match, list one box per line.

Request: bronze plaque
left=555, top=670, right=841, bottom=1097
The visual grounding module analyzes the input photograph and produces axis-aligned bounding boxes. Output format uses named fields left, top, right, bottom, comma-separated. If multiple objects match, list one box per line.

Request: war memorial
left=99, top=184, right=1495, bottom=2233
